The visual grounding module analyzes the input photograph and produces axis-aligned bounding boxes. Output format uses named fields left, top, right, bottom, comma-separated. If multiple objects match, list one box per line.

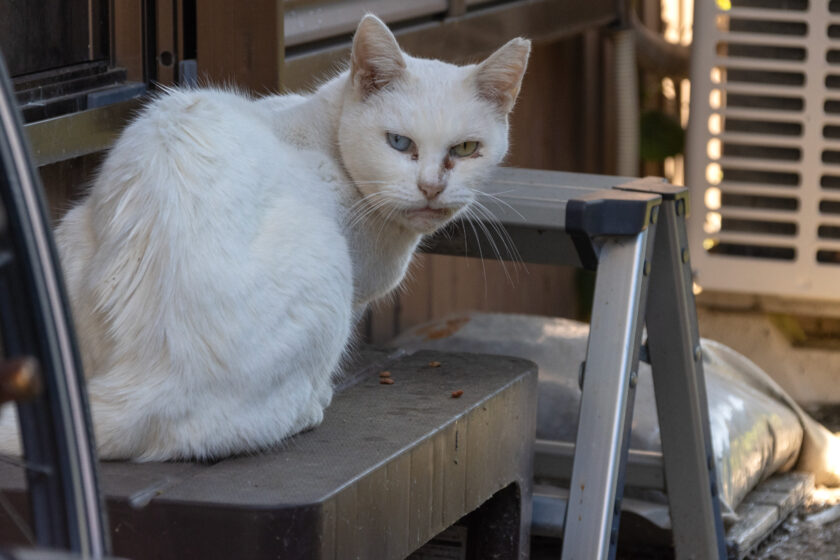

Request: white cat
left=1, top=15, right=530, bottom=461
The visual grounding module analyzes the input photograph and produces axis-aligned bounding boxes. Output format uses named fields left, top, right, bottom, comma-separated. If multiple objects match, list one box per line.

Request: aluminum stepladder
left=427, top=168, right=727, bottom=559
left=561, top=178, right=726, bottom=559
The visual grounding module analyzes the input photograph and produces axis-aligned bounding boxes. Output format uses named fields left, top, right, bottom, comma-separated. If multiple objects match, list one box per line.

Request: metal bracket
left=565, top=189, right=660, bottom=270
left=614, top=175, right=691, bottom=215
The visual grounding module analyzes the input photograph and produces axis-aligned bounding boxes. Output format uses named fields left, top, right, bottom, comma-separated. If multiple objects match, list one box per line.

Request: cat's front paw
left=292, top=396, right=328, bottom=435
left=303, top=404, right=326, bottom=432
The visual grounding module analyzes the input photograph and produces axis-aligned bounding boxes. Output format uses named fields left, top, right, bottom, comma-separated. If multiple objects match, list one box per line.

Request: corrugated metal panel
left=687, top=0, right=840, bottom=300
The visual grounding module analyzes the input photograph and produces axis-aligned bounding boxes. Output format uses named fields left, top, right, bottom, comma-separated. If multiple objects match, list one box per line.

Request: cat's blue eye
left=386, top=132, right=413, bottom=152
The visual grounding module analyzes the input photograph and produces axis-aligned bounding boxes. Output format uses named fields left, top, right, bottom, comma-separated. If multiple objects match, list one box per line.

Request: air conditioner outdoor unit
left=687, top=0, right=840, bottom=301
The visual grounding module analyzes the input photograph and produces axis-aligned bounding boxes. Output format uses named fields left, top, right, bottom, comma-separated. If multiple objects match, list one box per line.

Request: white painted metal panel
left=686, top=0, right=840, bottom=300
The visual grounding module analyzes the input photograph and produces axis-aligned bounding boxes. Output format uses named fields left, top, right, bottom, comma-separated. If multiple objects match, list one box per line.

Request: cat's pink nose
left=418, top=181, right=445, bottom=200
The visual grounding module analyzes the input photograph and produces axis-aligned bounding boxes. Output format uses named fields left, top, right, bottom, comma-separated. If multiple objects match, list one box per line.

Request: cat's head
left=338, top=15, right=530, bottom=234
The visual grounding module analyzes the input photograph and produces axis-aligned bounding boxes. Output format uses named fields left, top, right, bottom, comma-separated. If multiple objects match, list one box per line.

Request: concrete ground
left=748, top=487, right=840, bottom=560
left=749, top=405, right=840, bottom=559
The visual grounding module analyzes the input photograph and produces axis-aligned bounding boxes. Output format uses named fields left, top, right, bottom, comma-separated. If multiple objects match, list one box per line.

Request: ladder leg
left=561, top=225, right=655, bottom=560
left=645, top=195, right=727, bottom=559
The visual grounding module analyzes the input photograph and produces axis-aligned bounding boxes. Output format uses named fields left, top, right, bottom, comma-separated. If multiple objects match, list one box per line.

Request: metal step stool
left=0, top=348, right=537, bottom=559
left=428, top=168, right=728, bottom=559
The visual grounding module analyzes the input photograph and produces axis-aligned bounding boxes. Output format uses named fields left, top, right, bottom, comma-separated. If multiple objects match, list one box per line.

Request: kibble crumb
left=428, top=361, right=442, bottom=368
left=451, top=390, right=464, bottom=398
left=380, top=378, right=394, bottom=385
left=378, top=370, right=391, bottom=378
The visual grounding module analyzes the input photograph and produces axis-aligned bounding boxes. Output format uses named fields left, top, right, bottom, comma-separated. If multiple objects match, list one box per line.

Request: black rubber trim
left=565, top=189, right=660, bottom=270
left=614, top=176, right=691, bottom=217
left=0, top=53, right=109, bottom=555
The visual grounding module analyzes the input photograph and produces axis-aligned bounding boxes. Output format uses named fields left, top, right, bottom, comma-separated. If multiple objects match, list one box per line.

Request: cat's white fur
left=0, top=16, right=530, bottom=460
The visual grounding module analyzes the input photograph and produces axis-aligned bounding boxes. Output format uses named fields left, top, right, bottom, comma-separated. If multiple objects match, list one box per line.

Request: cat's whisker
left=470, top=200, right=526, bottom=273
left=458, top=216, right=470, bottom=260
left=474, top=209, right=527, bottom=286
left=474, top=187, right=525, bottom=199
left=464, top=205, right=503, bottom=260
left=472, top=189, right=528, bottom=222
left=375, top=207, right=404, bottom=250
left=347, top=190, right=387, bottom=212
left=463, top=208, right=490, bottom=298
left=462, top=202, right=525, bottom=288
left=465, top=205, right=514, bottom=285
left=347, top=201, right=379, bottom=223
left=347, top=193, right=393, bottom=228
left=441, top=224, right=454, bottom=242
left=467, top=198, right=522, bottom=259
left=370, top=205, right=397, bottom=248
left=354, top=198, right=394, bottom=228
left=347, top=200, right=389, bottom=228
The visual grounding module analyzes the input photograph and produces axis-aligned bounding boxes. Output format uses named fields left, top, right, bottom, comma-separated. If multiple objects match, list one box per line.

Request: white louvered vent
left=687, top=0, right=840, bottom=300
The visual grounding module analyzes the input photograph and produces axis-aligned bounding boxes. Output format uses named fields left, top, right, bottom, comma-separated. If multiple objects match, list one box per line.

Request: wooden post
left=112, top=0, right=146, bottom=82
left=195, top=1, right=284, bottom=94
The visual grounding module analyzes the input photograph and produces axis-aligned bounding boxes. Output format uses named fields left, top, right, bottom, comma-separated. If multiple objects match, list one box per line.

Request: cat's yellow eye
left=450, top=141, right=479, bottom=158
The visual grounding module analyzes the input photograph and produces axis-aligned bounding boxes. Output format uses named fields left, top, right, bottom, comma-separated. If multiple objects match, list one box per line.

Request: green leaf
left=640, top=110, right=685, bottom=161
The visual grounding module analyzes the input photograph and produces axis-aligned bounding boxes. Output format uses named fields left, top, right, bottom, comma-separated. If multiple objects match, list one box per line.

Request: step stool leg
left=645, top=196, right=726, bottom=559
left=561, top=226, right=656, bottom=560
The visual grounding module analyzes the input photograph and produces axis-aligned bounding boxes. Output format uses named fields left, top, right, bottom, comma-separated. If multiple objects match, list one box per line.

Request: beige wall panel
left=389, top=255, right=577, bottom=340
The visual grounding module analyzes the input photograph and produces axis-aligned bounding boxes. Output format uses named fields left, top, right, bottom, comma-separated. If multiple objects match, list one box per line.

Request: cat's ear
left=350, top=15, right=406, bottom=99
left=473, top=38, right=531, bottom=114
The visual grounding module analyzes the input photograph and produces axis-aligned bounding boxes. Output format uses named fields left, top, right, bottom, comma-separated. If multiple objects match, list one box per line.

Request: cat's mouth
left=405, top=207, right=453, bottom=219
left=402, top=206, right=457, bottom=232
